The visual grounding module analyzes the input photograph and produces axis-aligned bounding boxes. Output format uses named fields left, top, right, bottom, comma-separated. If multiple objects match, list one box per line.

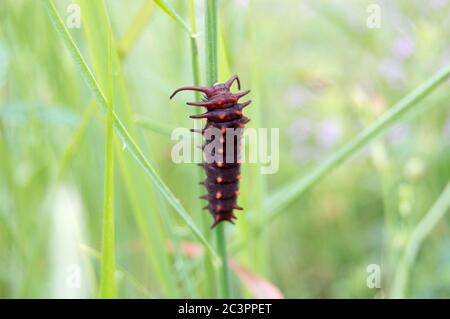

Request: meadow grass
left=1, top=0, right=450, bottom=298
left=98, top=28, right=116, bottom=299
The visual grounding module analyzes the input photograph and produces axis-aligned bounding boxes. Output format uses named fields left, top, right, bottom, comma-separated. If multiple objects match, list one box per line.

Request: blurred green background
left=1, top=0, right=450, bottom=298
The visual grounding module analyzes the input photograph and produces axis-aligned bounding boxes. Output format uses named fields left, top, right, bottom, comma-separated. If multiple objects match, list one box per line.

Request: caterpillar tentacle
left=170, top=74, right=251, bottom=227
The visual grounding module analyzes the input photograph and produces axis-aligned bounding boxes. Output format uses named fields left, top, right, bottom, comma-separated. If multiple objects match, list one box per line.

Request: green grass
left=44, top=0, right=218, bottom=264
left=232, top=62, right=450, bottom=250
left=98, top=29, right=116, bottom=299
left=392, top=180, right=450, bottom=297
left=1, top=0, right=450, bottom=298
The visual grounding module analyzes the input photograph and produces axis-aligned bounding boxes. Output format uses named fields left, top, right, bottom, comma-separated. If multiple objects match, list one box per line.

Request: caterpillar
left=170, top=75, right=251, bottom=228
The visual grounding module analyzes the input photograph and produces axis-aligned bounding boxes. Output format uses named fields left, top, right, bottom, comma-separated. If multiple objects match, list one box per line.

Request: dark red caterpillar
left=170, top=75, right=251, bottom=227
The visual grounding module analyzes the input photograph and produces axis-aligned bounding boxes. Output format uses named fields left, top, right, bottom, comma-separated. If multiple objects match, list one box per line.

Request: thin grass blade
left=98, top=30, right=116, bottom=299
left=265, top=63, right=450, bottom=222
left=44, top=0, right=219, bottom=264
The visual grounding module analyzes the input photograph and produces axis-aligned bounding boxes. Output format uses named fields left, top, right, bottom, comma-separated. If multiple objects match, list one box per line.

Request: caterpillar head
left=169, top=75, right=241, bottom=99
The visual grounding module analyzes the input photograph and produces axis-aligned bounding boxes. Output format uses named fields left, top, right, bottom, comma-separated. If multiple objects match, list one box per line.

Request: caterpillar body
left=170, top=75, right=251, bottom=227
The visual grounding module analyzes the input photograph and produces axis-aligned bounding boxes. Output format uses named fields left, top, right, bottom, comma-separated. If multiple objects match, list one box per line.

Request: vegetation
left=1, top=0, right=450, bottom=298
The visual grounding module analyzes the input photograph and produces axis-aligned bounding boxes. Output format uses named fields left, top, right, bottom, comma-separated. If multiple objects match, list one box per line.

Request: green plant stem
left=246, top=0, right=268, bottom=276
left=369, top=141, right=397, bottom=294
left=216, top=223, right=230, bottom=298
left=205, top=0, right=230, bottom=298
left=189, top=0, right=215, bottom=298
left=58, top=0, right=155, bottom=180
left=392, top=181, right=450, bottom=298
left=98, top=31, right=116, bottom=299
left=189, top=0, right=201, bottom=91
left=205, top=0, right=218, bottom=85
left=81, top=244, right=152, bottom=297
left=58, top=100, right=97, bottom=179
left=115, top=140, right=179, bottom=297
left=44, top=0, right=219, bottom=264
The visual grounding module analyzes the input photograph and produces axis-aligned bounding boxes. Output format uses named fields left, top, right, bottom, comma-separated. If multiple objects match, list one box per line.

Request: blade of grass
left=231, top=63, right=450, bottom=253
left=392, top=180, right=450, bottom=298
left=81, top=244, right=152, bottom=297
left=370, top=141, right=398, bottom=295
left=56, top=0, right=181, bottom=296
left=133, top=114, right=174, bottom=136
left=115, top=140, right=180, bottom=297
left=264, top=63, right=450, bottom=222
left=189, top=0, right=215, bottom=298
left=189, top=0, right=201, bottom=90
left=58, top=0, right=155, bottom=179
left=98, top=30, right=116, bottom=299
left=44, top=0, right=219, bottom=264
left=244, top=0, right=268, bottom=276
left=153, top=0, right=191, bottom=34
left=205, top=0, right=230, bottom=299
left=117, top=1, right=154, bottom=58
left=58, top=100, right=97, bottom=179
left=82, top=0, right=193, bottom=297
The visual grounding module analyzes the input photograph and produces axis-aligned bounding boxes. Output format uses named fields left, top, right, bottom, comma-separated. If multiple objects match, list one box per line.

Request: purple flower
left=379, top=58, right=405, bottom=85
left=393, top=36, right=415, bottom=60
left=284, top=85, right=311, bottom=108
left=288, top=118, right=342, bottom=162
left=430, top=0, right=447, bottom=9
left=316, top=119, right=342, bottom=148
left=388, top=124, right=410, bottom=145
left=288, top=118, right=313, bottom=142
